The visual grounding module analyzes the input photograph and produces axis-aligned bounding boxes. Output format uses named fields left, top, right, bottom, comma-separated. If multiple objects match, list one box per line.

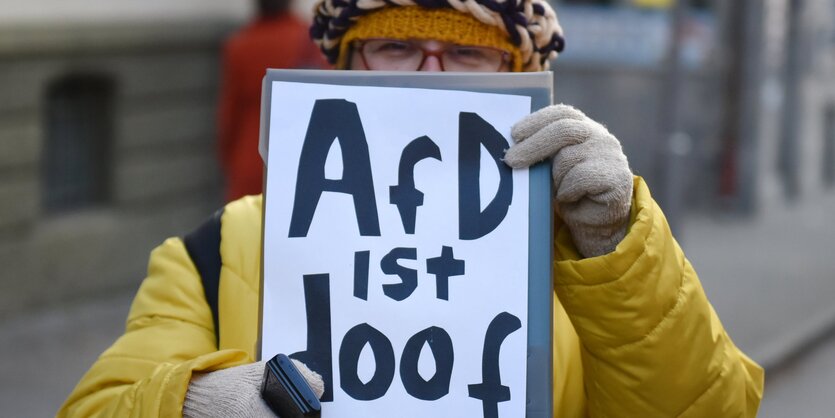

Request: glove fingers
left=291, top=359, right=326, bottom=400
left=556, top=167, right=632, bottom=231
left=511, top=103, right=587, bottom=143
left=558, top=197, right=630, bottom=257
left=550, top=125, right=624, bottom=185
left=555, top=153, right=631, bottom=204
left=555, top=159, right=608, bottom=203
left=504, top=118, right=590, bottom=168
left=183, top=361, right=272, bottom=418
left=559, top=198, right=619, bottom=228
left=550, top=141, right=586, bottom=188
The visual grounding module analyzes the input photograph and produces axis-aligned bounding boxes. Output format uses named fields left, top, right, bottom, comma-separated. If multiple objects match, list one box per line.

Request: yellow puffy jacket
left=59, top=177, right=763, bottom=417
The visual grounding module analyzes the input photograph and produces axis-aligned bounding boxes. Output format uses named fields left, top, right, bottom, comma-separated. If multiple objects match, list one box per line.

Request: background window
left=42, top=74, right=114, bottom=213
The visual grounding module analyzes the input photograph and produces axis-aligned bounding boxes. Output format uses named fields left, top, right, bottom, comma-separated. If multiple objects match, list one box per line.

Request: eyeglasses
left=354, top=38, right=511, bottom=72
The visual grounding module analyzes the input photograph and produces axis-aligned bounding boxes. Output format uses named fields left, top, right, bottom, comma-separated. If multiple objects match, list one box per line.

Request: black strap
left=183, top=208, right=224, bottom=348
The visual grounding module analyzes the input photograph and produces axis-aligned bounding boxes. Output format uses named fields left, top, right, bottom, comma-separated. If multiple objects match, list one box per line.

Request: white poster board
left=261, top=75, right=539, bottom=418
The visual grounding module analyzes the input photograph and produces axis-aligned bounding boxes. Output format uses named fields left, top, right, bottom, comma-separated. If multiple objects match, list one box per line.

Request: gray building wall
left=791, top=0, right=835, bottom=197
left=0, top=23, right=232, bottom=316
left=750, top=0, right=835, bottom=208
left=552, top=1, right=835, bottom=215
left=552, top=4, right=724, bottom=218
left=552, top=64, right=721, bottom=205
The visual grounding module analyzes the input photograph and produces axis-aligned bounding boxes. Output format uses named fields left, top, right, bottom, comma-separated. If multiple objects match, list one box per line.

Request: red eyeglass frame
left=353, top=38, right=511, bottom=72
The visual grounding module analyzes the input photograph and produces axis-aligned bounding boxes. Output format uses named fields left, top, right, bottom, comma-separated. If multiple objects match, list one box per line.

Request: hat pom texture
left=310, top=0, right=565, bottom=71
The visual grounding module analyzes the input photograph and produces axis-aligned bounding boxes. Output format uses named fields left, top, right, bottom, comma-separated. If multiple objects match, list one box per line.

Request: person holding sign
left=60, top=0, right=764, bottom=417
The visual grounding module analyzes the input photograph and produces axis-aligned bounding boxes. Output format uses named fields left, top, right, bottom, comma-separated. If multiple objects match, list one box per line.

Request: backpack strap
left=183, top=208, right=224, bottom=348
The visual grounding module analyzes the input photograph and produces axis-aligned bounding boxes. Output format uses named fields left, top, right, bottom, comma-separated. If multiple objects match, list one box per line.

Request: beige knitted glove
left=183, top=360, right=325, bottom=418
left=505, top=104, right=633, bottom=258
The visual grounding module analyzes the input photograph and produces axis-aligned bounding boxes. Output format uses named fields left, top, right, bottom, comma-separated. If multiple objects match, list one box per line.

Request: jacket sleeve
left=553, top=177, right=764, bottom=417
left=58, top=237, right=251, bottom=417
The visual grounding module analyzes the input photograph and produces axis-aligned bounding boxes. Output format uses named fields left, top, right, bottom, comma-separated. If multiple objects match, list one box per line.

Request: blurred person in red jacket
left=218, top=0, right=328, bottom=202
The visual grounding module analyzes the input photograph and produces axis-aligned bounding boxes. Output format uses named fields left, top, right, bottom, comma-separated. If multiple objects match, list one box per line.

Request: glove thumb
left=290, top=359, right=325, bottom=400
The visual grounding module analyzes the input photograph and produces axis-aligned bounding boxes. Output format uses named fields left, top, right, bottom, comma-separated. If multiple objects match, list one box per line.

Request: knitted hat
left=337, top=7, right=523, bottom=71
left=310, top=0, right=565, bottom=72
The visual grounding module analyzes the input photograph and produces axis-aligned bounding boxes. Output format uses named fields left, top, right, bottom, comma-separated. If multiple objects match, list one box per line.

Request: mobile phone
left=261, top=354, right=322, bottom=418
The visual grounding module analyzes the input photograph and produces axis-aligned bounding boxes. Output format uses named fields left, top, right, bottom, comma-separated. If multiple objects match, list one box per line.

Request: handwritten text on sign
left=262, top=82, right=531, bottom=417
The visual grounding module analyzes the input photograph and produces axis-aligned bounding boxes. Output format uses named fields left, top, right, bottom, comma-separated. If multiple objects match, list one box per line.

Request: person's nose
left=419, top=54, right=443, bottom=72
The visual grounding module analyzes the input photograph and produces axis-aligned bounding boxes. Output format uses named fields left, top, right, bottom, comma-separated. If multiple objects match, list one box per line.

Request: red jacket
left=218, top=14, right=328, bottom=202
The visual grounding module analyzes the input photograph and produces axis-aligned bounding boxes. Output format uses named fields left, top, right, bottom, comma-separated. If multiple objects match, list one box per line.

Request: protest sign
left=260, top=71, right=553, bottom=417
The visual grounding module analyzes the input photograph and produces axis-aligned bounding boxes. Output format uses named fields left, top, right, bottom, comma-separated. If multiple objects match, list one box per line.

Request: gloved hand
left=183, top=359, right=325, bottom=418
left=504, top=104, right=633, bottom=258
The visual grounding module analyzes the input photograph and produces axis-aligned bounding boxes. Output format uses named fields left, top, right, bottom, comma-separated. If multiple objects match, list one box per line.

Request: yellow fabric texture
left=553, top=177, right=764, bottom=417
left=338, top=7, right=523, bottom=72
left=59, top=177, right=764, bottom=417
left=57, top=197, right=264, bottom=418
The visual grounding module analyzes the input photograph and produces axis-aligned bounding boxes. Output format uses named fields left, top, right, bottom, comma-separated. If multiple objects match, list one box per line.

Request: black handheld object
left=261, top=354, right=322, bottom=418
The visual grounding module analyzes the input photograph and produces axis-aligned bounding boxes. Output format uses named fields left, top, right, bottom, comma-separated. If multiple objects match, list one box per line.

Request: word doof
left=290, top=274, right=522, bottom=418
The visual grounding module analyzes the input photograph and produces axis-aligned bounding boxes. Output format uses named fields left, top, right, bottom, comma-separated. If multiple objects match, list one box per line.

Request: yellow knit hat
left=337, top=7, right=523, bottom=72
left=310, top=0, right=565, bottom=72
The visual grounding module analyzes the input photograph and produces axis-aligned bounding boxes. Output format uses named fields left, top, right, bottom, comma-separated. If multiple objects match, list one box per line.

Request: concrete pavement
left=758, top=330, right=835, bottom=418
left=0, top=292, right=132, bottom=417
left=680, top=189, right=835, bottom=370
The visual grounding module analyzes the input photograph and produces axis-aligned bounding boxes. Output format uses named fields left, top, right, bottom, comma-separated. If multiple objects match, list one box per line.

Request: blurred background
left=1, top=0, right=834, bottom=416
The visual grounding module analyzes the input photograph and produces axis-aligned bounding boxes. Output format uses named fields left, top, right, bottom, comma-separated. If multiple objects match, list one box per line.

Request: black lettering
left=380, top=247, right=418, bottom=301
left=339, top=323, right=396, bottom=401
left=289, top=274, right=334, bottom=402
left=400, top=326, right=454, bottom=400
left=425, top=246, right=465, bottom=301
left=353, top=250, right=370, bottom=300
left=458, top=112, right=513, bottom=240
left=467, top=312, right=522, bottom=418
left=289, top=99, right=380, bottom=237
left=389, top=135, right=442, bottom=234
